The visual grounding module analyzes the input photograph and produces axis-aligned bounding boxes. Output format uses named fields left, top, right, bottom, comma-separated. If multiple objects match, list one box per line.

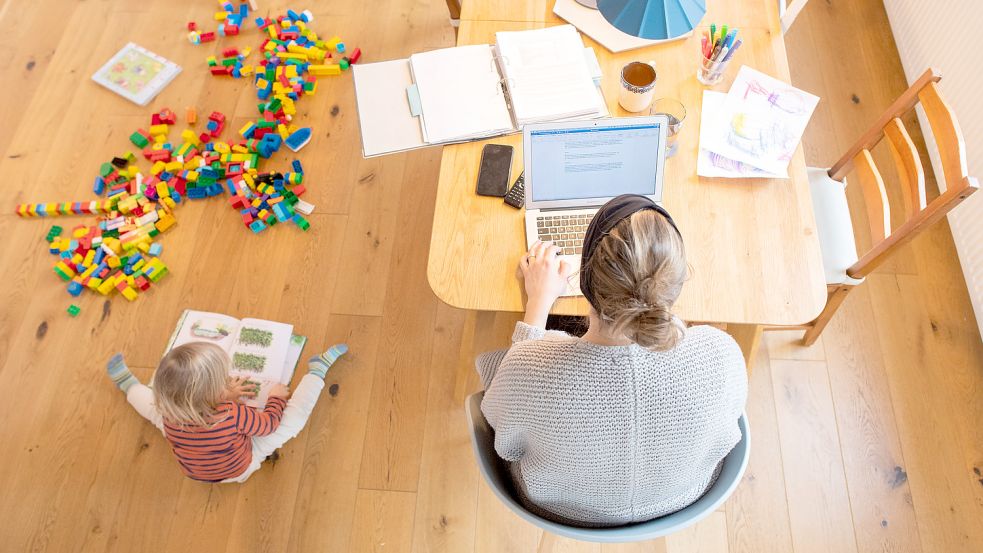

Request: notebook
left=409, top=45, right=514, bottom=144
left=161, top=310, right=307, bottom=408
left=495, top=25, right=604, bottom=124
left=352, top=25, right=607, bottom=157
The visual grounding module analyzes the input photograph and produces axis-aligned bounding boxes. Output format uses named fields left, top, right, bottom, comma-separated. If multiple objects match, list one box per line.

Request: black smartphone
left=476, top=144, right=513, bottom=197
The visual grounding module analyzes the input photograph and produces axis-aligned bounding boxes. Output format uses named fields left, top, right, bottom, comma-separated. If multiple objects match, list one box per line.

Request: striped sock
left=308, top=344, right=349, bottom=379
left=106, top=353, right=139, bottom=393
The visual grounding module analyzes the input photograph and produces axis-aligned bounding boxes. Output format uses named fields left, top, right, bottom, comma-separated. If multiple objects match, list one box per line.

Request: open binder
left=353, top=25, right=608, bottom=158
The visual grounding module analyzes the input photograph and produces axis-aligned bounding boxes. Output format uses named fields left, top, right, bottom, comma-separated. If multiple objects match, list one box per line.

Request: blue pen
left=723, top=29, right=737, bottom=49
left=721, top=39, right=743, bottom=63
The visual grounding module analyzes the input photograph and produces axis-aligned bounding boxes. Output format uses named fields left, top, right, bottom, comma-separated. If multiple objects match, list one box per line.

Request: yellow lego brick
left=214, top=142, right=231, bottom=153
left=181, top=129, right=201, bottom=146
left=165, top=161, right=182, bottom=172
left=186, top=170, right=199, bottom=182
left=232, top=144, right=249, bottom=153
left=325, top=36, right=341, bottom=49
left=121, top=286, right=138, bottom=301
left=149, top=124, right=168, bottom=136
left=309, top=64, right=341, bottom=76
left=97, top=278, right=116, bottom=295
left=240, top=65, right=254, bottom=76
left=150, top=161, right=166, bottom=175
left=87, top=277, right=103, bottom=291
left=214, top=11, right=228, bottom=20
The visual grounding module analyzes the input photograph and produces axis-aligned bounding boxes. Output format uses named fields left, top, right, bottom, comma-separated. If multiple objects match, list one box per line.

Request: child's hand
left=268, top=382, right=291, bottom=399
left=224, top=376, right=259, bottom=402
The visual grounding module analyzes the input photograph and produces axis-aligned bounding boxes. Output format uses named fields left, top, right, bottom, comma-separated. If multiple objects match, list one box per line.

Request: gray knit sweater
left=476, top=321, right=748, bottom=527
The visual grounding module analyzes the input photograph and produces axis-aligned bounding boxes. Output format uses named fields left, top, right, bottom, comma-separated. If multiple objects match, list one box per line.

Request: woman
left=477, top=194, right=748, bottom=527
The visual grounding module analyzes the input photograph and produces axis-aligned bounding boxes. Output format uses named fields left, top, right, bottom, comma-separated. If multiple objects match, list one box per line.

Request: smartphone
left=475, top=144, right=513, bottom=197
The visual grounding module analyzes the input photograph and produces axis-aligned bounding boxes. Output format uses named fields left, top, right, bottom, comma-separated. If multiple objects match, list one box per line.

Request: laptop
left=522, top=115, right=669, bottom=296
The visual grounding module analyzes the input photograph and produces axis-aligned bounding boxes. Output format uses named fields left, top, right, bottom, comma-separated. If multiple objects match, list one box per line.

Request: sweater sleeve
left=476, top=322, right=571, bottom=389
left=512, top=321, right=571, bottom=344
left=234, top=396, right=287, bottom=437
left=480, top=362, right=527, bottom=462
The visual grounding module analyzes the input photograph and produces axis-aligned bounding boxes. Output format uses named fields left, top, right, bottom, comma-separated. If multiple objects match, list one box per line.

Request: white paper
left=697, top=91, right=787, bottom=178
left=496, top=25, right=604, bottom=124
left=409, top=45, right=515, bottom=143
left=701, top=66, right=818, bottom=176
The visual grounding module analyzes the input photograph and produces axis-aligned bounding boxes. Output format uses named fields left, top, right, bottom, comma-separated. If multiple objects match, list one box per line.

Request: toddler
left=106, top=341, right=347, bottom=483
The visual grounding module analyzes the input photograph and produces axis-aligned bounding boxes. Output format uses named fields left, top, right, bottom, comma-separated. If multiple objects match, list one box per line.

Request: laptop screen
left=528, top=122, right=663, bottom=202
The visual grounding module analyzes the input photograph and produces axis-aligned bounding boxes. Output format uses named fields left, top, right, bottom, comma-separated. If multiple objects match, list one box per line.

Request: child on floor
left=106, top=341, right=348, bottom=483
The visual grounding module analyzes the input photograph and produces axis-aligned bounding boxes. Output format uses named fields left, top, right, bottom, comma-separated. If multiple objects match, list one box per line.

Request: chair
left=779, top=0, right=809, bottom=33
left=464, top=391, right=751, bottom=543
left=794, top=68, right=978, bottom=346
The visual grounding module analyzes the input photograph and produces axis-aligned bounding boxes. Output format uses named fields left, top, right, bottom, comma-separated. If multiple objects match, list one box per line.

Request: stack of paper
left=409, top=45, right=515, bottom=144
left=495, top=25, right=605, bottom=125
left=697, top=66, right=819, bottom=178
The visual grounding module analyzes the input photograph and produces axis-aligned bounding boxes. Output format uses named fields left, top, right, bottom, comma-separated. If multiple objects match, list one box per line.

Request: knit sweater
left=476, top=321, right=748, bottom=527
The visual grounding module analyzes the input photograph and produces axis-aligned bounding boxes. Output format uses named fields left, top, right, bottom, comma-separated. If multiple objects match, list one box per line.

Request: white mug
left=618, top=61, right=657, bottom=113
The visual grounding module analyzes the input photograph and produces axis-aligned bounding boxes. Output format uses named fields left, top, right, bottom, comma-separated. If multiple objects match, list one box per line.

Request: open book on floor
left=160, top=310, right=306, bottom=408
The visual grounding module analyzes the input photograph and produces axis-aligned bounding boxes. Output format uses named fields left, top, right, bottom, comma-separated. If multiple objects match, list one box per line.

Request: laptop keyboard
left=536, top=213, right=595, bottom=255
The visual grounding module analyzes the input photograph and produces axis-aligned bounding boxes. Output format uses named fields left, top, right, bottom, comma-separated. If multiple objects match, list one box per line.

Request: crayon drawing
left=702, top=66, right=818, bottom=176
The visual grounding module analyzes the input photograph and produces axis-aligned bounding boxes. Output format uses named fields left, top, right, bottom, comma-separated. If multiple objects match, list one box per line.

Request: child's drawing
left=702, top=67, right=818, bottom=176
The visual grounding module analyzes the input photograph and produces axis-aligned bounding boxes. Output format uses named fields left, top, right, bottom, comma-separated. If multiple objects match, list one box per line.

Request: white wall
left=883, top=0, right=983, bottom=338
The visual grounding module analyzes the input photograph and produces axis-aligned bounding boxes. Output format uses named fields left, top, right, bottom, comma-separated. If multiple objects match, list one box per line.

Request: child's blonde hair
left=153, top=342, right=230, bottom=427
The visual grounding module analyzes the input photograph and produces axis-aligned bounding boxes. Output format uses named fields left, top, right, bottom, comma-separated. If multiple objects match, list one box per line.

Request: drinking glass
left=650, top=98, right=686, bottom=158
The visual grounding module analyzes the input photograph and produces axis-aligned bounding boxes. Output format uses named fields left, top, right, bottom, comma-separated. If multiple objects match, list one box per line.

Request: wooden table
left=427, top=2, right=828, bottom=363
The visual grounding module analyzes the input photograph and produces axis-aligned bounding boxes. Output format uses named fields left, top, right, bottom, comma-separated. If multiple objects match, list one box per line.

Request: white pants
left=126, top=374, right=325, bottom=483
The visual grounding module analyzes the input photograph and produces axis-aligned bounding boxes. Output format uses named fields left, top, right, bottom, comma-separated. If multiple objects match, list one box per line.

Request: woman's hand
left=223, top=376, right=259, bottom=403
left=518, top=240, right=574, bottom=328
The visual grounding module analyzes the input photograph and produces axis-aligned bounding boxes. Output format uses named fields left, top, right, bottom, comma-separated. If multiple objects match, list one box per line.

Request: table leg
left=727, top=324, right=763, bottom=373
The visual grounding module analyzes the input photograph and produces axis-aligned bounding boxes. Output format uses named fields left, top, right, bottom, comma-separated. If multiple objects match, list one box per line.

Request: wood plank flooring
left=0, top=0, right=980, bottom=552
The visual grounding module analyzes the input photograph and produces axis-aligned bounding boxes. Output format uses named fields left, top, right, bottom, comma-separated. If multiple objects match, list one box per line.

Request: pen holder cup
left=697, top=53, right=729, bottom=86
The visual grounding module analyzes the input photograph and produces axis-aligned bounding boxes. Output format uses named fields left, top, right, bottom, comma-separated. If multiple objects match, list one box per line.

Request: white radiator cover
left=883, top=0, right=983, bottom=338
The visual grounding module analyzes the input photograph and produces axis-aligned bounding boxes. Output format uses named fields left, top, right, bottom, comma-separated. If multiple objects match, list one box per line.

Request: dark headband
left=579, top=194, right=681, bottom=309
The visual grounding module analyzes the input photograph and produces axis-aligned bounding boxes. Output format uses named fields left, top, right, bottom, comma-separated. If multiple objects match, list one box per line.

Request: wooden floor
left=0, top=0, right=981, bottom=552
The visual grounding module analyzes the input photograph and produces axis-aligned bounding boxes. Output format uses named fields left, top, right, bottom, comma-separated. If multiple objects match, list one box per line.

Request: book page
left=91, top=43, right=181, bottom=106
left=241, top=334, right=307, bottom=408
left=168, top=310, right=241, bottom=353
left=229, top=318, right=294, bottom=384
left=409, top=44, right=514, bottom=143
left=496, top=25, right=602, bottom=123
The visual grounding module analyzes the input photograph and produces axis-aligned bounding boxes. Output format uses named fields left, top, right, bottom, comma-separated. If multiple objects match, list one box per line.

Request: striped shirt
left=163, top=397, right=287, bottom=482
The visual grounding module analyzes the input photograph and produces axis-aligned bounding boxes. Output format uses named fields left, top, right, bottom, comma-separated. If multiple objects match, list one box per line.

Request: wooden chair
left=779, top=0, right=809, bottom=33
left=445, top=0, right=462, bottom=32
left=795, top=68, right=978, bottom=346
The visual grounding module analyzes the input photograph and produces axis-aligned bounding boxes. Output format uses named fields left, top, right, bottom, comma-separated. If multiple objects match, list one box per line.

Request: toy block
left=130, top=129, right=151, bottom=148
left=67, top=304, right=81, bottom=317
left=349, top=48, right=361, bottom=64
left=187, top=21, right=198, bottom=31
left=336, top=42, right=345, bottom=53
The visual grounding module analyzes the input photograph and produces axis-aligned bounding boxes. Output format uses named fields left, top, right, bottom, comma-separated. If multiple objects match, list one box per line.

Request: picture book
left=161, top=310, right=307, bottom=408
left=91, top=43, right=182, bottom=106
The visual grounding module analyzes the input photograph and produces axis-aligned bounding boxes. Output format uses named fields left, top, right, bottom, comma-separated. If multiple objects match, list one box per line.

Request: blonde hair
left=153, top=342, right=231, bottom=427
left=583, top=210, right=687, bottom=351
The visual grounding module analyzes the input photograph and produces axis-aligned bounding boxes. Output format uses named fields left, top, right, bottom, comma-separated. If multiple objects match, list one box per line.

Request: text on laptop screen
left=529, top=123, right=662, bottom=202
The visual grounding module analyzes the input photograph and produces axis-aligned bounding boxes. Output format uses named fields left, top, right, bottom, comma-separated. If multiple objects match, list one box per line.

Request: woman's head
left=153, top=342, right=231, bottom=426
left=580, top=199, right=687, bottom=351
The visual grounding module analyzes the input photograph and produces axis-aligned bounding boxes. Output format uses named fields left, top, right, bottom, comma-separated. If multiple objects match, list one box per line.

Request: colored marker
left=721, top=39, right=743, bottom=63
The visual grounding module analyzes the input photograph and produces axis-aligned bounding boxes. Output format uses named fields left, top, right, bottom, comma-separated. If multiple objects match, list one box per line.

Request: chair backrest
left=826, top=68, right=979, bottom=280
left=464, top=391, right=751, bottom=543
left=779, top=0, right=809, bottom=34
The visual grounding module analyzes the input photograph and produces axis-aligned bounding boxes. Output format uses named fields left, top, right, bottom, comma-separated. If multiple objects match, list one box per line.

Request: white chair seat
left=808, top=167, right=865, bottom=286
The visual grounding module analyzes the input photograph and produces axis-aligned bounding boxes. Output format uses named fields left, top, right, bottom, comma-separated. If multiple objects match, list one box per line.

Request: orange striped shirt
left=163, top=397, right=287, bottom=482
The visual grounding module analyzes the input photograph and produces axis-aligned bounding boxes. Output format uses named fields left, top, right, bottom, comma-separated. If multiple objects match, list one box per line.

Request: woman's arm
left=518, top=240, right=573, bottom=329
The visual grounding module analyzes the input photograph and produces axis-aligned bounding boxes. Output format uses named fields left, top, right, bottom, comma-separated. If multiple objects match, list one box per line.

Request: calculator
left=504, top=171, right=525, bottom=209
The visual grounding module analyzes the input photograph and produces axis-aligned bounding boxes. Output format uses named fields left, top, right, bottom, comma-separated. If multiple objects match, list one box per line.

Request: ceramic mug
left=618, top=61, right=657, bottom=113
